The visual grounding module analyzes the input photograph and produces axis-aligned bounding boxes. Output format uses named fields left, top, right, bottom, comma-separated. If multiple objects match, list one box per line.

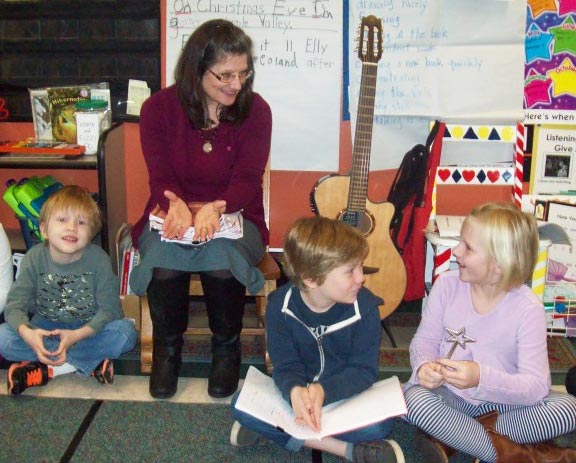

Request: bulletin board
left=162, top=0, right=529, bottom=172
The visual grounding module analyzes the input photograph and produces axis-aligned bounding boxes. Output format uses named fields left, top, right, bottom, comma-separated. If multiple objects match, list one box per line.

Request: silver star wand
left=445, top=327, right=476, bottom=359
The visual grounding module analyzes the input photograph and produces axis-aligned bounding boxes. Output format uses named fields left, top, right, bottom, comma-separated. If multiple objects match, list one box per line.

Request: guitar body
left=311, top=174, right=407, bottom=319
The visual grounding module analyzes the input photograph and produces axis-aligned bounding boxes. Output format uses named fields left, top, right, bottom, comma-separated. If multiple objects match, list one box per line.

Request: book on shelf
left=120, top=248, right=131, bottom=296
left=127, top=248, right=140, bottom=295
left=47, top=86, right=92, bottom=144
left=148, top=211, right=243, bottom=245
left=116, top=224, right=140, bottom=296
left=116, top=223, right=132, bottom=277
left=29, top=89, right=52, bottom=141
left=234, top=366, right=407, bottom=441
left=119, top=245, right=140, bottom=296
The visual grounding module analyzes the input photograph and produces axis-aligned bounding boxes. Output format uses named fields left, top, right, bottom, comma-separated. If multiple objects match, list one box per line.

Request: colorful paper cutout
left=525, top=68, right=553, bottom=106
left=548, top=16, right=576, bottom=55
left=557, top=0, right=576, bottom=16
left=442, top=124, right=516, bottom=142
left=435, top=166, right=515, bottom=185
left=525, top=23, right=554, bottom=62
left=528, top=0, right=558, bottom=18
left=524, top=5, right=576, bottom=111
left=547, top=57, right=576, bottom=97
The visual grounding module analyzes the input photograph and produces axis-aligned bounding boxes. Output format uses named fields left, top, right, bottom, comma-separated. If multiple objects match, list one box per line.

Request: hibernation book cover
left=47, top=86, right=91, bottom=144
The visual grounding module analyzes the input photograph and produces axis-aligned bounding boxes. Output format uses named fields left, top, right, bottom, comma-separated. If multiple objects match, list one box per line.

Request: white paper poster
left=349, top=0, right=527, bottom=170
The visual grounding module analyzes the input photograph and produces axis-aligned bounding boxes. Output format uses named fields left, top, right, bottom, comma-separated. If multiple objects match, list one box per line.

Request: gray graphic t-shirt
left=5, top=243, right=122, bottom=333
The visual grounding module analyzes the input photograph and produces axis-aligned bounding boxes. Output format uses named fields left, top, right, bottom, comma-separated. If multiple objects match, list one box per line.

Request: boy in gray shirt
left=0, top=186, right=137, bottom=395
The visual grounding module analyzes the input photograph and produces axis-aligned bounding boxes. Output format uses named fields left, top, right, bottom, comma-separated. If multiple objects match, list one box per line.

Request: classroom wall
left=0, top=121, right=516, bottom=249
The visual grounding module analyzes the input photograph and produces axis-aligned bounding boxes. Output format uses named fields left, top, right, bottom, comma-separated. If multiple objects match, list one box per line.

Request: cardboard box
left=121, top=294, right=140, bottom=331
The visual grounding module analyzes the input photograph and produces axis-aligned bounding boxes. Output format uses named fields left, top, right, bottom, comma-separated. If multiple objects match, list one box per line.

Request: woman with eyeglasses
left=130, top=19, right=272, bottom=400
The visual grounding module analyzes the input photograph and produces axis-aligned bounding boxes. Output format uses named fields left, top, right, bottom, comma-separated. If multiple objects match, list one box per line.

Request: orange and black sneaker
left=7, top=361, right=52, bottom=395
left=92, top=358, right=114, bottom=385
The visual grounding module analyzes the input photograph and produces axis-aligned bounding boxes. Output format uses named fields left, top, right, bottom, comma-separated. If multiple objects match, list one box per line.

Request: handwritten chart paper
left=234, top=366, right=407, bottom=440
left=348, top=0, right=527, bottom=169
left=163, top=0, right=342, bottom=171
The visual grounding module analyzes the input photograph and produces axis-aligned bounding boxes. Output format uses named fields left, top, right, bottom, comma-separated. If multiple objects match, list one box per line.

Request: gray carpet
left=1, top=396, right=575, bottom=463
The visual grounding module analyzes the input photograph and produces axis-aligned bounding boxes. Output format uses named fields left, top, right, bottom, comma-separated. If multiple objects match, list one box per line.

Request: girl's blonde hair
left=465, top=202, right=538, bottom=290
left=39, top=185, right=102, bottom=239
left=283, top=216, right=369, bottom=290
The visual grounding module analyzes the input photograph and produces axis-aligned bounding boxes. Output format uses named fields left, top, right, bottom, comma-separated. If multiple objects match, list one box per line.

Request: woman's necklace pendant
left=202, top=141, right=213, bottom=153
left=200, top=125, right=217, bottom=154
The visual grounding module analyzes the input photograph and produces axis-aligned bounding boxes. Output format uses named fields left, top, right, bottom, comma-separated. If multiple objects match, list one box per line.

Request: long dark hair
left=175, top=19, right=255, bottom=128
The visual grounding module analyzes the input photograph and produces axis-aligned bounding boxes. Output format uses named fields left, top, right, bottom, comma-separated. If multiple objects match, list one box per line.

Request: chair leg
left=311, top=449, right=323, bottom=463
left=381, top=319, right=397, bottom=348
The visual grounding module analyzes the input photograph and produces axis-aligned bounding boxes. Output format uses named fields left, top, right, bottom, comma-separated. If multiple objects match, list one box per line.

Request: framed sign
left=529, top=125, right=576, bottom=194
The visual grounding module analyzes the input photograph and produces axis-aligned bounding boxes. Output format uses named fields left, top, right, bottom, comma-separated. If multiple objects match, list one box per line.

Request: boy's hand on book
left=291, top=385, right=323, bottom=433
left=307, top=382, right=325, bottom=431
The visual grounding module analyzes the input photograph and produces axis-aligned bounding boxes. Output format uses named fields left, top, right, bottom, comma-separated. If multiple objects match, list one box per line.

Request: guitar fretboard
left=348, top=62, right=378, bottom=214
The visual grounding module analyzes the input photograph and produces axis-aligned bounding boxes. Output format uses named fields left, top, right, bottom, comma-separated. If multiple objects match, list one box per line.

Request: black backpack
left=387, top=120, right=441, bottom=252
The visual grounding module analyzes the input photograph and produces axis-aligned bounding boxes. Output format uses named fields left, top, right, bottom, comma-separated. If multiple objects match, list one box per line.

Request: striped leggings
left=404, top=385, right=576, bottom=462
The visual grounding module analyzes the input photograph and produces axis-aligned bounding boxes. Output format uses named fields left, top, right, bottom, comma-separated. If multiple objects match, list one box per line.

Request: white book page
left=149, top=211, right=243, bottom=244
left=234, top=366, right=407, bottom=440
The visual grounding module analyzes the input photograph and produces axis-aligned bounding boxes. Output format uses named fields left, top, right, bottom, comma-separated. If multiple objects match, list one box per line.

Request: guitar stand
left=381, top=319, right=397, bottom=348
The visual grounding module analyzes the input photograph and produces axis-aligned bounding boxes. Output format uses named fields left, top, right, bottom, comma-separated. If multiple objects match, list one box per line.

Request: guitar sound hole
left=339, top=209, right=375, bottom=236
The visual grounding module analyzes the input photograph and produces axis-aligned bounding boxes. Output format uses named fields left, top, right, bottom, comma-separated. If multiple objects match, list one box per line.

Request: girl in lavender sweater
left=404, top=202, right=576, bottom=463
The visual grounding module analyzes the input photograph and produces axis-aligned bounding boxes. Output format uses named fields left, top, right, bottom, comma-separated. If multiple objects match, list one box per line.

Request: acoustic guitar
left=310, top=16, right=407, bottom=319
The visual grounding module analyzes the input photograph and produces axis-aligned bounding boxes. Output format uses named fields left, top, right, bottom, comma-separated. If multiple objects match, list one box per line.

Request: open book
left=234, top=366, right=407, bottom=440
left=149, top=211, right=243, bottom=245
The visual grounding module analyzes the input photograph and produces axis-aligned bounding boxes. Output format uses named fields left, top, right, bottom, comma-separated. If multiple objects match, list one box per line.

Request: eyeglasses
left=207, top=69, right=253, bottom=84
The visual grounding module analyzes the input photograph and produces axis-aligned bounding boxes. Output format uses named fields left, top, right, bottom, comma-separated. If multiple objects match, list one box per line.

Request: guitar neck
left=348, top=62, right=378, bottom=213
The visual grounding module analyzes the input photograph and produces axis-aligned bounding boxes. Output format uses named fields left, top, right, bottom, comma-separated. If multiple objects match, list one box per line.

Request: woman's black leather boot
left=149, top=339, right=183, bottom=399
left=200, top=271, right=245, bottom=398
left=208, top=334, right=241, bottom=398
left=147, top=270, right=191, bottom=399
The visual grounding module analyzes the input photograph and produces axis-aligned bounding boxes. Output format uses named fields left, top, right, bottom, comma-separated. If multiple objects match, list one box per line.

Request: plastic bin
left=17, top=216, right=43, bottom=250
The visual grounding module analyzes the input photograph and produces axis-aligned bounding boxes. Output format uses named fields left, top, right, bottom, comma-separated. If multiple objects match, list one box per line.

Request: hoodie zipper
left=313, top=334, right=324, bottom=383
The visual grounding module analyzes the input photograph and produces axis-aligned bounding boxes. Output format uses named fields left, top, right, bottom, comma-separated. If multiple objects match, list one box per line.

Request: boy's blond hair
left=39, top=185, right=102, bottom=239
left=283, top=216, right=369, bottom=290
left=465, top=202, right=538, bottom=290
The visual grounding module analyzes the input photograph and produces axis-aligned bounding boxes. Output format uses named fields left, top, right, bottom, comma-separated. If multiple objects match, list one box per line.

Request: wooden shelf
left=0, top=154, right=97, bottom=170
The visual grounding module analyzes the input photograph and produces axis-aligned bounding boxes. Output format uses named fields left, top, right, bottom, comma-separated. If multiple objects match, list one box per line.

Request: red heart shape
left=487, top=170, right=500, bottom=183
left=438, top=169, right=450, bottom=182
left=462, top=170, right=475, bottom=182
